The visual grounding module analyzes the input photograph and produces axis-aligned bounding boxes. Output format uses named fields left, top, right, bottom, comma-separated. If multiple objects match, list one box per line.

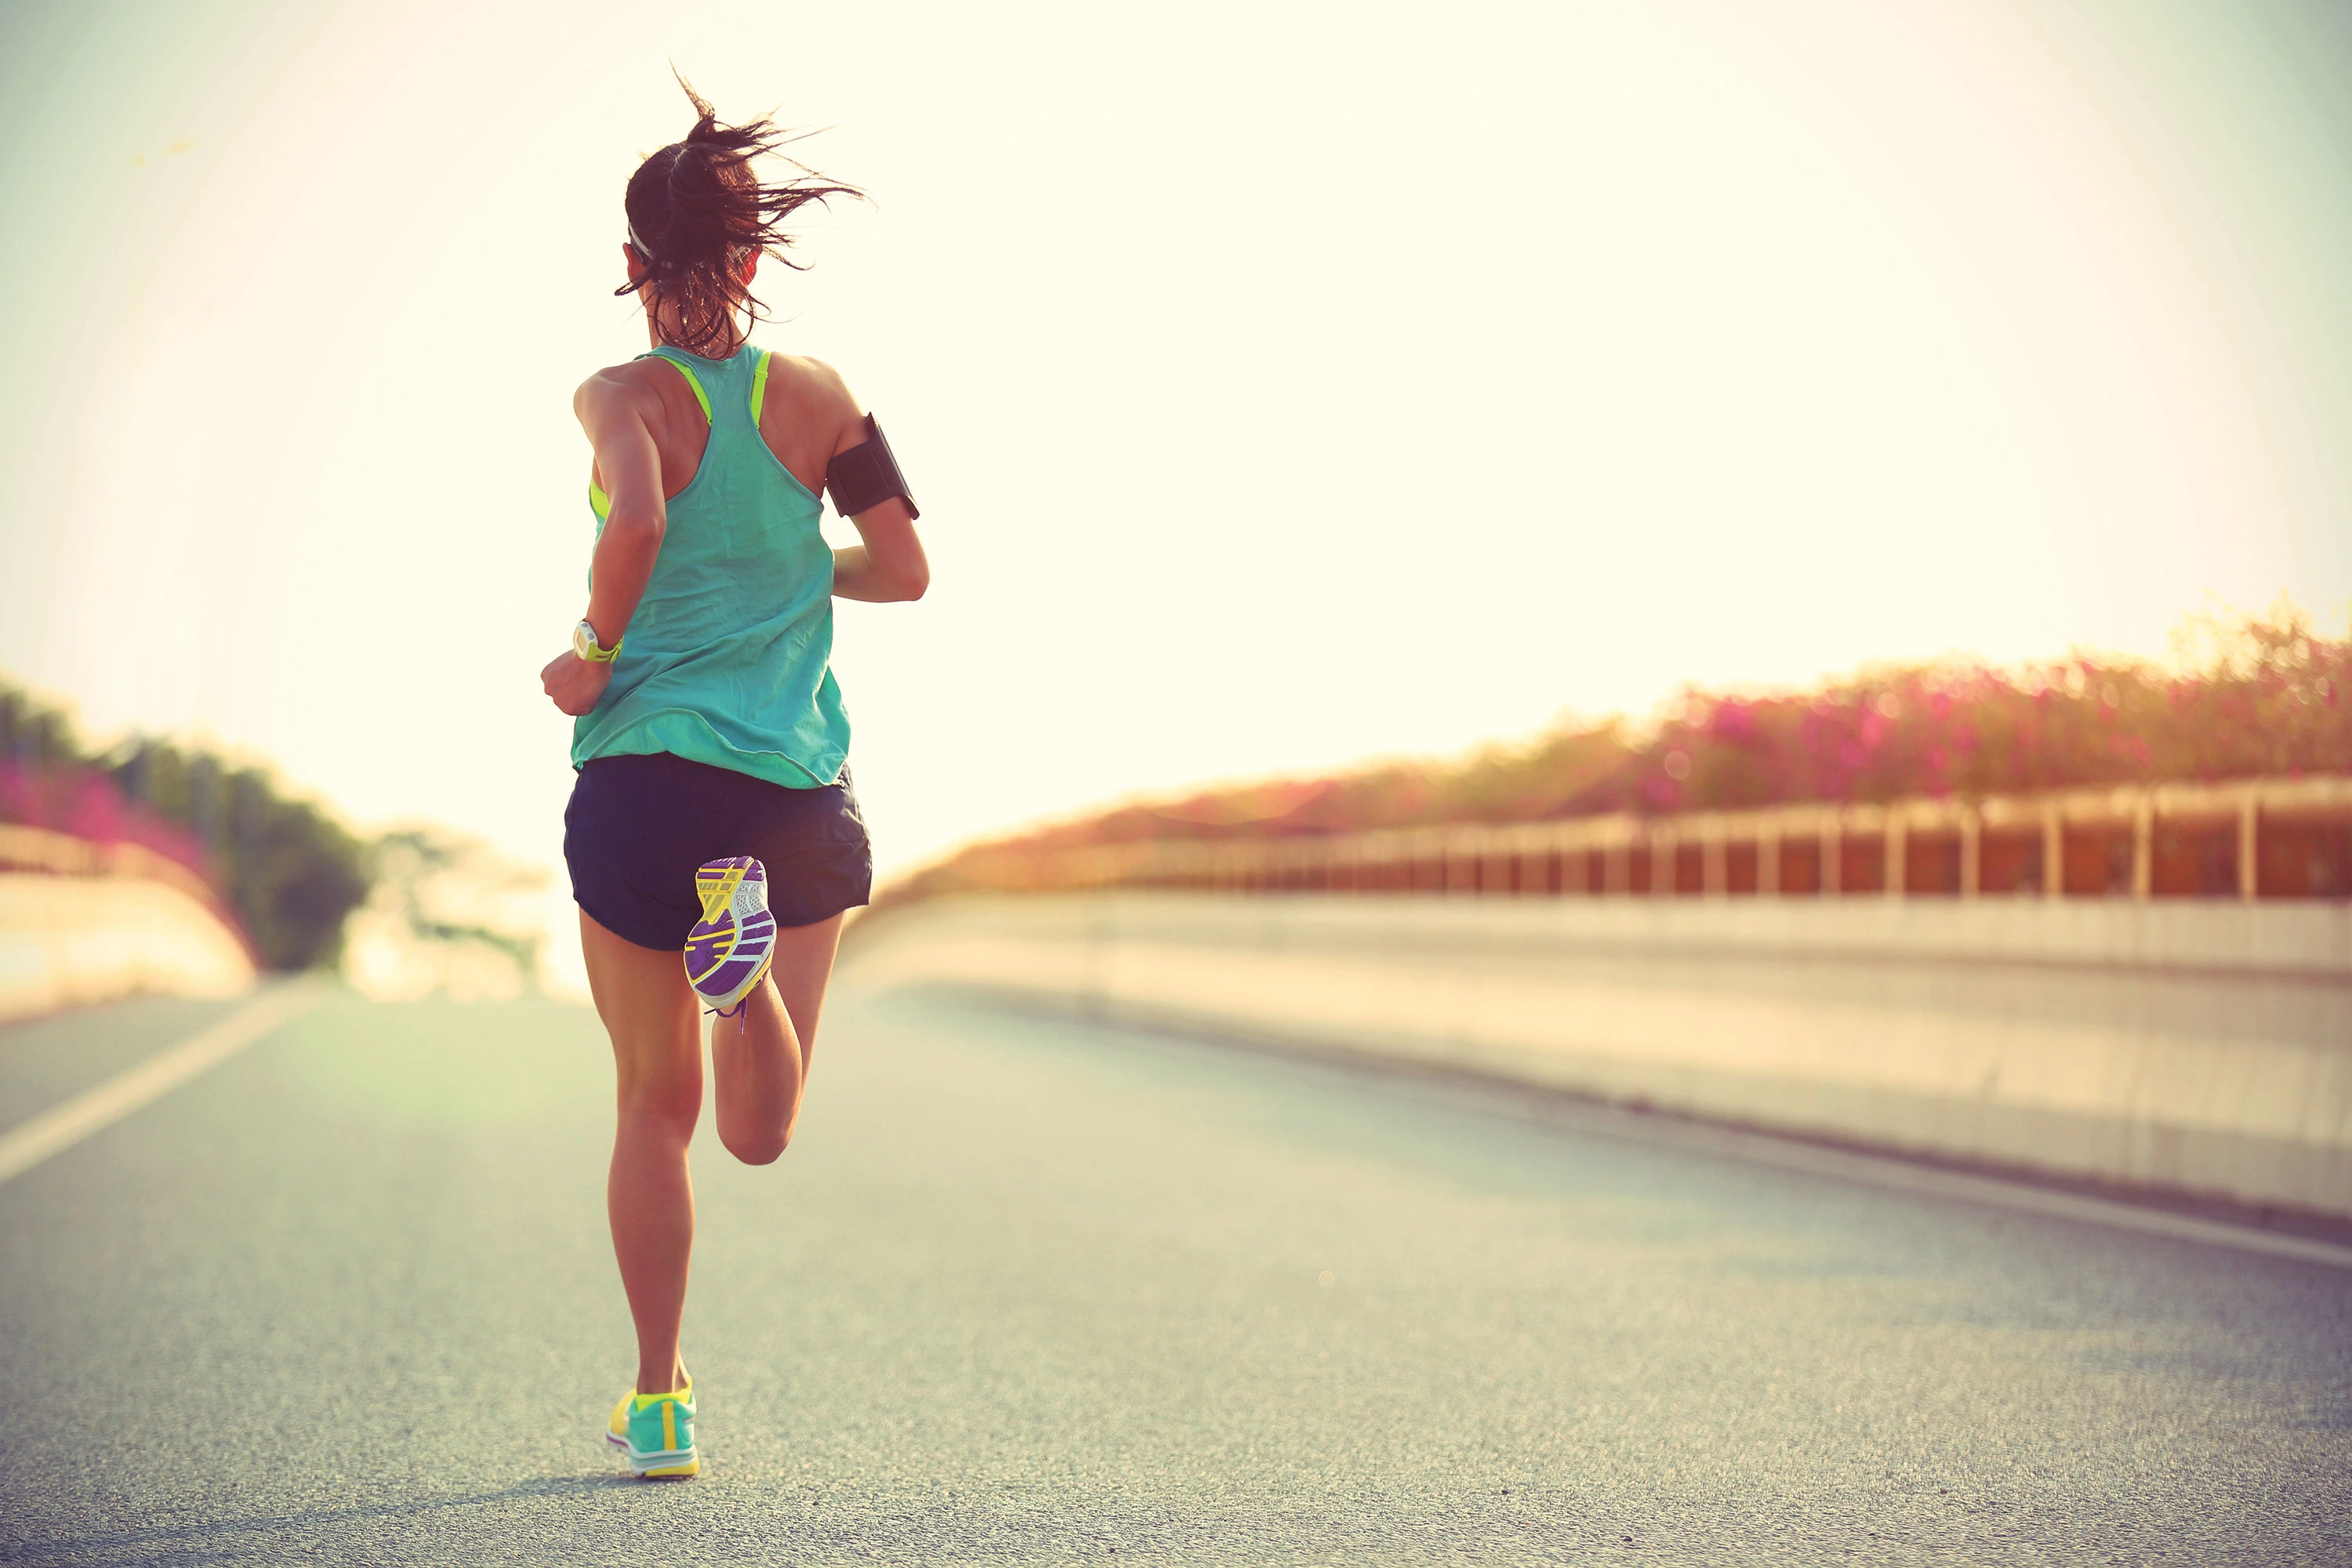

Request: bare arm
left=831, top=494, right=928, bottom=603
left=542, top=370, right=669, bottom=717
left=804, top=365, right=927, bottom=603
left=575, top=372, right=669, bottom=639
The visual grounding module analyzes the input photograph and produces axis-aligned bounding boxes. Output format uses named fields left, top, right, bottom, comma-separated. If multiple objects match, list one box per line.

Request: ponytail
left=618, top=75, right=863, bottom=355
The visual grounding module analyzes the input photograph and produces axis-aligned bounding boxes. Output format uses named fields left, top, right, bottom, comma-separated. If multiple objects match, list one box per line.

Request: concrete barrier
left=0, top=873, right=257, bottom=1023
left=841, top=891, right=2352, bottom=1220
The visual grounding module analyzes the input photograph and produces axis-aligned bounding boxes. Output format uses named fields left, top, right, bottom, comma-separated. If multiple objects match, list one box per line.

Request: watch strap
left=575, top=620, right=623, bottom=663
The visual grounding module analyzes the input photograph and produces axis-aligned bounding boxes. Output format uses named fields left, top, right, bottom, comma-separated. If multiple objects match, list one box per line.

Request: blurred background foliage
left=0, top=684, right=369, bottom=970
left=895, top=603, right=2348, bottom=899
left=342, top=827, right=547, bottom=1001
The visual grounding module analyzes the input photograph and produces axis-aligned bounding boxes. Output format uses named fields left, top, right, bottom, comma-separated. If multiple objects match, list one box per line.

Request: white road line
left=0, top=985, right=323, bottom=1186
left=1051, top=1006, right=2352, bottom=1272
left=1485, top=1091, right=2352, bottom=1272
left=1651, top=1115, right=2352, bottom=1271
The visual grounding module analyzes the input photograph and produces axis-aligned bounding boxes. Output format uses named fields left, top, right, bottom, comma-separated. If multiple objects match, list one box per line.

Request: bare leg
left=581, top=909, right=700, bottom=1396
left=710, top=913, right=844, bottom=1164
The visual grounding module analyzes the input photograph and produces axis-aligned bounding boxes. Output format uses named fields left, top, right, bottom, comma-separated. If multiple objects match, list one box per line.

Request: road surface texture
left=2, top=982, right=2347, bottom=1565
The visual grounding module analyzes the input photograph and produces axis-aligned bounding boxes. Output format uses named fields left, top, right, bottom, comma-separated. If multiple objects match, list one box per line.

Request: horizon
left=12, top=593, right=2337, bottom=875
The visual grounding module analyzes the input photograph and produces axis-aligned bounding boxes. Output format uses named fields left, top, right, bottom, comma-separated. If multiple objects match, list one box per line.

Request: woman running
left=539, top=84, right=928, bottom=1480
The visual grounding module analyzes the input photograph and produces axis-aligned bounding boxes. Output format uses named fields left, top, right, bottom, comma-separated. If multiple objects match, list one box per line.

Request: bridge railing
left=0, top=822, right=230, bottom=914
left=0, top=824, right=258, bottom=1021
left=997, top=774, right=2352, bottom=902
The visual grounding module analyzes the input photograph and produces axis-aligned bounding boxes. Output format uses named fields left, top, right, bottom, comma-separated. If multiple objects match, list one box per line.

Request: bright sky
left=3, top=0, right=2349, bottom=917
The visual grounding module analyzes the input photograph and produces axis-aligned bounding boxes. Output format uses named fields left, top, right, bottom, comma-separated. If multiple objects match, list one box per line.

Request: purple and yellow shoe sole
left=684, top=856, right=776, bottom=1014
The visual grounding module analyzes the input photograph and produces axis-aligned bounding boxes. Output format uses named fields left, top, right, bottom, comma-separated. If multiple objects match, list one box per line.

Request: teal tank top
left=570, top=344, right=850, bottom=789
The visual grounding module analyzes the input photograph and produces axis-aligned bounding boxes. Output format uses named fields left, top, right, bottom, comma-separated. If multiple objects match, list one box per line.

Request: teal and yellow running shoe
left=684, top=856, right=776, bottom=1016
left=605, top=1374, right=699, bottom=1478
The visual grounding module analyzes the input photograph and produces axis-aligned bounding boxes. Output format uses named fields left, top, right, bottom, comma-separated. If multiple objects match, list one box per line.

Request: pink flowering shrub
left=0, top=761, right=220, bottom=885
left=0, top=688, right=368, bottom=969
left=891, top=605, right=2348, bottom=900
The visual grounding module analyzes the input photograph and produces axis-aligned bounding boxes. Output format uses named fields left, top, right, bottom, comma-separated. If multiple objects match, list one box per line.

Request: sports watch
left=572, top=620, right=622, bottom=663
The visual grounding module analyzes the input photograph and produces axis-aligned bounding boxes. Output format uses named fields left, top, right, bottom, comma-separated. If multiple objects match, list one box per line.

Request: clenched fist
left=542, top=650, right=614, bottom=717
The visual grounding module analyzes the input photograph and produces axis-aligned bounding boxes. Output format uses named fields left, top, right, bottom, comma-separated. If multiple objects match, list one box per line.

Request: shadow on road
left=11, top=1473, right=642, bottom=1566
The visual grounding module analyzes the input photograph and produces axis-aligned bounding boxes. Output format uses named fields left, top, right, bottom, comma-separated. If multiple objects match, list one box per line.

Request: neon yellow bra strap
left=750, top=350, right=773, bottom=425
left=646, top=350, right=712, bottom=424
left=594, top=350, right=717, bottom=514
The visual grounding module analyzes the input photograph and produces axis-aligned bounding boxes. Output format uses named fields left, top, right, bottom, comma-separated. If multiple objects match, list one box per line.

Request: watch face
left=572, top=622, right=596, bottom=659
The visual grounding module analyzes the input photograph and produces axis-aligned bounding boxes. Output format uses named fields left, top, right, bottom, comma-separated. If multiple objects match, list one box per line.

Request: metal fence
left=988, top=775, right=2352, bottom=902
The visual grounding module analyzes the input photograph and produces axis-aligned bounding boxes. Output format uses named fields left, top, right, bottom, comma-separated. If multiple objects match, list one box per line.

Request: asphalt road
left=1, top=980, right=2347, bottom=1565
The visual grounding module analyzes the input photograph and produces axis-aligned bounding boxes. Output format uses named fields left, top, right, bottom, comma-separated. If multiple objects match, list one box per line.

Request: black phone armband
left=824, top=416, right=920, bottom=521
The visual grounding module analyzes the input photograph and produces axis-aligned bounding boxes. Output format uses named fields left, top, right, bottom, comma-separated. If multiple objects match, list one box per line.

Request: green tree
left=1, top=682, right=372, bottom=971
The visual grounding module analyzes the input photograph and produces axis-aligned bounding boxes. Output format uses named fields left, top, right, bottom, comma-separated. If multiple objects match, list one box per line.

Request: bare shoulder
left=572, top=358, right=674, bottom=423
left=760, top=354, right=868, bottom=453
left=765, top=352, right=856, bottom=405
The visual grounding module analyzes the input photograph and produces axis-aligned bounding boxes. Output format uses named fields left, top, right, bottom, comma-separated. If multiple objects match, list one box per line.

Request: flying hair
left=618, top=74, right=864, bottom=357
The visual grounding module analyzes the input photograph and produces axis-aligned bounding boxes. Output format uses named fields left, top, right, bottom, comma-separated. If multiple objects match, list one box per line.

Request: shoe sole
left=608, top=1423, right=699, bottom=1475
left=686, top=913, right=775, bottom=1011
left=685, top=857, right=776, bottom=1012
left=694, top=856, right=751, bottom=916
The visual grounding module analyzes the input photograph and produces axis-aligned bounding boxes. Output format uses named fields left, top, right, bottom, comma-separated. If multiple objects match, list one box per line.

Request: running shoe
left=684, top=856, right=776, bottom=1015
left=606, top=1374, right=699, bottom=1478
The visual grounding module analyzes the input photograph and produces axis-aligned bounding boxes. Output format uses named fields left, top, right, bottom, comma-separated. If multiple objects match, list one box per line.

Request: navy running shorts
left=564, top=751, right=873, bottom=950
